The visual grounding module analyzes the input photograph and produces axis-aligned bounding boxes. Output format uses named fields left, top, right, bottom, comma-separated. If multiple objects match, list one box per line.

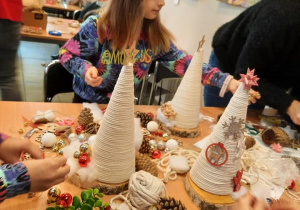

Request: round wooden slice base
left=185, top=173, right=235, bottom=210
left=158, top=121, right=201, bottom=138
left=69, top=173, right=128, bottom=195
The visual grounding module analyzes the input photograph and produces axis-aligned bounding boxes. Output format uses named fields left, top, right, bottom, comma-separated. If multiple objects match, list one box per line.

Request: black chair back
left=44, top=60, right=74, bottom=102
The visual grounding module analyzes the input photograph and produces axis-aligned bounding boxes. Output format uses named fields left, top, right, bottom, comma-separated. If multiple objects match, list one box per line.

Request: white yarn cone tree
left=190, top=69, right=259, bottom=195
left=91, top=45, right=138, bottom=184
left=171, top=40, right=204, bottom=129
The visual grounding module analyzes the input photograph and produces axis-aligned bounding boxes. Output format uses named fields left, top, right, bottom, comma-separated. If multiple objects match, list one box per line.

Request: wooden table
left=21, top=17, right=79, bottom=45
left=0, top=102, right=297, bottom=209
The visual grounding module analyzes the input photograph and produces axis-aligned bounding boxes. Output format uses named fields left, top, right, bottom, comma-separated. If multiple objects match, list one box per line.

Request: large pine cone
left=136, top=112, right=153, bottom=128
left=261, top=127, right=291, bottom=146
left=158, top=197, right=187, bottom=210
left=245, top=136, right=256, bottom=150
left=85, top=122, right=100, bottom=134
left=78, top=108, right=94, bottom=128
left=139, top=136, right=151, bottom=154
left=135, top=152, right=158, bottom=177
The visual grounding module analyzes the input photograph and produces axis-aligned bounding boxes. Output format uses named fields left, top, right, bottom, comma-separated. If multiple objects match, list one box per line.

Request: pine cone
left=158, top=197, right=187, bottom=210
left=261, top=127, right=291, bottom=146
left=245, top=136, right=256, bottom=150
left=135, top=152, right=158, bottom=177
left=85, top=122, right=100, bottom=134
left=136, top=112, right=153, bottom=128
left=139, top=136, right=151, bottom=154
left=78, top=108, right=94, bottom=128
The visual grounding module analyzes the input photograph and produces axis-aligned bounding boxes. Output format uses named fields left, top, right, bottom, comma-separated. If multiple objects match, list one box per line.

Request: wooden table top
left=43, top=2, right=81, bottom=12
left=0, top=101, right=297, bottom=209
left=21, top=17, right=79, bottom=45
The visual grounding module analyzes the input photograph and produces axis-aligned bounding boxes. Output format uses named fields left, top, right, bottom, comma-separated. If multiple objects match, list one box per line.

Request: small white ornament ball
left=41, top=133, right=57, bottom=147
left=147, top=121, right=159, bottom=132
left=169, top=156, right=189, bottom=174
left=149, top=139, right=157, bottom=147
left=78, top=133, right=87, bottom=143
left=88, top=135, right=96, bottom=146
left=166, top=139, right=178, bottom=150
left=157, top=140, right=166, bottom=150
left=68, top=133, right=78, bottom=142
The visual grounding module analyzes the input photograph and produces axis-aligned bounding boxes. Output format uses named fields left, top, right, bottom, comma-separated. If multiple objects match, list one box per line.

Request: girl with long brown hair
left=59, top=0, right=256, bottom=104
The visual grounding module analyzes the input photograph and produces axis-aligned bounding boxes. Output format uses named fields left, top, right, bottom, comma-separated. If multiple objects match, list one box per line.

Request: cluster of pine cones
left=158, top=197, right=187, bottom=210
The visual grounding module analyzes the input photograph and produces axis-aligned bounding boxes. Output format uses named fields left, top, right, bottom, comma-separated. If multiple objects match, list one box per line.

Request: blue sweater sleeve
left=59, top=15, right=100, bottom=78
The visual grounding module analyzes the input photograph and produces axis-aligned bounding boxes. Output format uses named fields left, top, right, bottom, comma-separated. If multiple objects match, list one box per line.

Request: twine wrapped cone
left=92, top=63, right=135, bottom=184
left=190, top=83, right=249, bottom=195
left=171, top=50, right=203, bottom=129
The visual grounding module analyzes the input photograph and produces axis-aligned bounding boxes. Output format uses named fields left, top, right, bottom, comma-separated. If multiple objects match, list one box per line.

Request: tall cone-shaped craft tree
left=91, top=45, right=139, bottom=184
left=190, top=69, right=259, bottom=195
left=171, top=39, right=204, bottom=129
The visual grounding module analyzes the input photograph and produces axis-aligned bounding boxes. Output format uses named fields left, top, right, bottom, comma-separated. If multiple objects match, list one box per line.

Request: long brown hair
left=97, top=0, right=174, bottom=55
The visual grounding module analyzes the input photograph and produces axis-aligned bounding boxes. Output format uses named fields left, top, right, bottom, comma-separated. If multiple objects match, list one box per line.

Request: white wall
left=160, top=0, right=244, bottom=62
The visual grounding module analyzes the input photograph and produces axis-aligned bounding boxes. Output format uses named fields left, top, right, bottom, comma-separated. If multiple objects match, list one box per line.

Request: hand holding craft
left=23, top=156, right=70, bottom=192
left=286, top=100, right=300, bottom=125
left=0, top=138, right=43, bottom=163
left=85, top=66, right=103, bottom=87
left=227, top=78, right=261, bottom=104
left=233, top=193, right=270, bottom=210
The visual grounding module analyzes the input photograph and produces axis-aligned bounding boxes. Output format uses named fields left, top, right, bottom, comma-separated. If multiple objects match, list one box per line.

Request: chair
left=147, top=61, right=182, bottom=105
left=44, top=60, right=74, bottom=102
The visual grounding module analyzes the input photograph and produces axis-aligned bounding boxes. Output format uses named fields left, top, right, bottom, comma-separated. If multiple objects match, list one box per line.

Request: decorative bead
left=24, top=122, right=29, bottom=126
left=57, top=139, right=65, bottom=148
left=78, top=133, right=87, bottom=143
left=166, top=139, right=179, bottom=150
left=41, top=133, right=57, bottom=148
left=58, top=149, right=64, bottom=155
left=147, top=121, right=159, bottom=132
left=149, top=139, right=157, bottom=147
left=164, top=147, right=170, bottom=153
left=150, top=144, right=157, bottom=151
left=289, top=180, right=296, bottom=189
left=52, top=145, right=59, bottom=152
left=60, top=193, right=73, bottom=206
left=152, top=149, right=161, bottom=159
left=157, top=140, right=166, bottom=150
left=47, top=187, right=61, bottom=203
left=68, top=133, right=78, bottom=142
left=178, top=140, right=183, bottom=147
left=78, top=154, right=90, bottom=167
left=162, top=133, right=170, bottom=141
left=75, top=125, right=84, bottom=134
left=18, top=128, right=24, bottom=134
left=148, top=205, right=158, bottom=210
left=73, top=151, right=80, bottom=158
left=79, top=143, right=92, bottom=155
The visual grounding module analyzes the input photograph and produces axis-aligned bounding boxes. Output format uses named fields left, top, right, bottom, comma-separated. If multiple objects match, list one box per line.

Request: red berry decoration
left=147, top=112, right=154, bottom=118
left=289, top=180, right=296, bottom=189
left=152, top=149, right=161, bottom=159
left=105, top=205, right=111, bottom=210
left=78, top=154, right=91, bottom=167
left=60, top=193, right=73, bottom=207
left=75, top=125, right=84, bottom=134
left=57, top=200, right=66, bottom=208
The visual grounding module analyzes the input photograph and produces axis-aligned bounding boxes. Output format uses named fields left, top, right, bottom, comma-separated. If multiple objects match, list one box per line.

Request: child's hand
left=228, top=79, right=261, bottom=104
left=287, top=100, right=300, bottom=125
left=233, top=193, right=270, bottom=210
left=85, top=67, right=103, bottom=87
left=0, top=138, right=43, bottom=163
left=23, top=157, right=70, bottom=192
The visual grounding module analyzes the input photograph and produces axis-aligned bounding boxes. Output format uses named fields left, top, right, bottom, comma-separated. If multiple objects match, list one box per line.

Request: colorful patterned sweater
left=59, top=15, right=228, bottom=103
left=0, top=133, right=31, bottom=203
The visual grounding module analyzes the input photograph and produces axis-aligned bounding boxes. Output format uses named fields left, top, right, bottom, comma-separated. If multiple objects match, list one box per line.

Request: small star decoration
left=124, top=41, right=139, bottom=65
left=239, top=68, right=260, bottom=90
left=223, top=116, right=245, bottom=140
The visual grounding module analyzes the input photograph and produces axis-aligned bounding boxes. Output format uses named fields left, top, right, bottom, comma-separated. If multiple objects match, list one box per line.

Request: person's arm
left=155, top=43, right=229, bottom=87
left=59, top=15, right=100, bottom=80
